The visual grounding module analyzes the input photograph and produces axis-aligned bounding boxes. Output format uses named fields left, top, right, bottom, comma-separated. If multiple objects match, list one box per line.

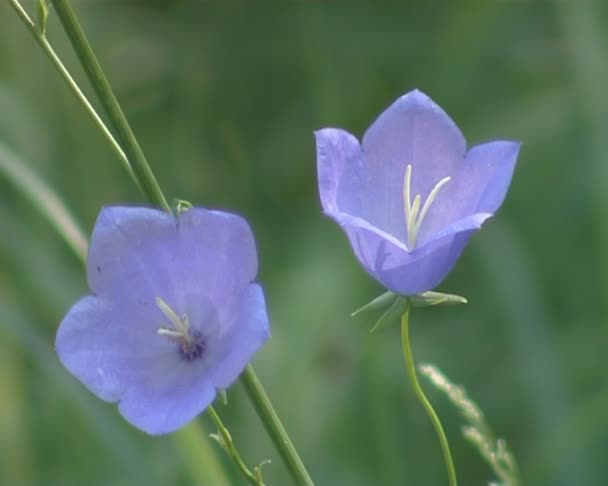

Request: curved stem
left=207, top=406, right=264, bottom=486
left=51, top=0, right=171, bottom=213
left=240, top=366, right=315, bottom=486
left=400, top=303, right=458, bottom=486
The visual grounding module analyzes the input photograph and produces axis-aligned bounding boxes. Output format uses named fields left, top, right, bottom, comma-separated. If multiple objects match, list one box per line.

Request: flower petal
left=333, top=212, right=489, bottom=295
left=176, top=208, right=258, bottom=308
left=466, top=140, right=520, bottom=214
left=208, top=283, right=270, bottom=389
left=316, top=127, right=411, bottom=242
left=87, top=207, right=258, bottom=311
left=315, top=128, right=361, bottom=215
left=416, top=140, right=520, bottom=245
left=87, top=206, right=177, bottom=302
left=56, top=294, right=221, bottom=435
left=361, top=90, right=466, bottom=226
left=56, top=295, right=174, bottom=403
left=117, top=371, right=216, bottom=435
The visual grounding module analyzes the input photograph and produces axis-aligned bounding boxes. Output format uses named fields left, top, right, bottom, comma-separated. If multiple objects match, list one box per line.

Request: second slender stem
left=400, top=303, right=458, bottom=486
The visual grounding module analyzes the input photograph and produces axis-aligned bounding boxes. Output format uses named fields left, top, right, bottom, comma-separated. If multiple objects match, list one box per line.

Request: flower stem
left=400, top=303, right=458, bottom=486
left=51, top=0, right=171, bottom=213
left=6, top=0, right=135, bottom=185
left=207, top=405, right=265, bottom=486
left=17, top=2, right=314, bottom=483
left=240, top=366, right=315, bottom=486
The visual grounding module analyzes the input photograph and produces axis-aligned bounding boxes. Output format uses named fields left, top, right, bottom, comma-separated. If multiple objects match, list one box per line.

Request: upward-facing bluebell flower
left=56, top=206, right=270, bottom=435
left=315, top=89, right=520, bottom=295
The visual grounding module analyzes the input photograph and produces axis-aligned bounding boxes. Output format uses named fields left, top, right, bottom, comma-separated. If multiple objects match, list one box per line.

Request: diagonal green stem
left=51, top=0, right=171, bottom=213
left=240, top=366, right=315, bottom=486
left=13, top=2, right=314, bottom=484
left=400, top=303, right=458, bottom=486
left=5, top=0, right=135, bottom=185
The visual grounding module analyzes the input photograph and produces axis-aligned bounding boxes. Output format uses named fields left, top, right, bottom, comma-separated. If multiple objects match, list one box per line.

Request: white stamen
left=412, top=176, right=451, bottom=241
left=407, top=195, right=421, bottom=249
left=157, top=328, right=185, bottom=339
left=156, top=296, right=190, bottom=339
left=403, top=165, right=451, bottom=251
left=403, top=164, right=413, bottom=222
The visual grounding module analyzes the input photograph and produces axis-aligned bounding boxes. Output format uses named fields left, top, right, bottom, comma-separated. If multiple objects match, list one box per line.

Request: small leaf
left=351, top=290, right=396, bottom=317
left=369, top=296, right=408, bottom=334
left=409, top=290, right=467, bottom=308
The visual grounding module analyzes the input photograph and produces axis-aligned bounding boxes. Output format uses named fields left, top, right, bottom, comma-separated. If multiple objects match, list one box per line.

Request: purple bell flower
left=315, top=89, right=520, bottom=295
left=56, top=206, right=270, bottom=434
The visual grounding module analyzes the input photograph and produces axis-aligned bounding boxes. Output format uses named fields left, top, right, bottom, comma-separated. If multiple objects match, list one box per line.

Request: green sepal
left=352, top=289, right=467, bottom=333
left=368, top=296, right=408, bottom=334
left=351, top=290, right=397, bottom=317
left=409, top=291, right=467, bottom=308
left=218, top=389, right=228, bottom=406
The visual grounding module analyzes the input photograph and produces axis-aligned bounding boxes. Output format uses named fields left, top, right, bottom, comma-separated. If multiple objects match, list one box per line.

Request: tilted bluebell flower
left=315, top=89, right=520, bottom=295
left=56, top=206, right=270, bottom=434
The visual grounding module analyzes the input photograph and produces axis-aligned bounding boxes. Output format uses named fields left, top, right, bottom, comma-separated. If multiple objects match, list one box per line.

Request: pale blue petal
left=209, top=283, right=270, bottom=389
left=87, top=206, right=177, bottom=302
left=117, top=368, right=217, bottom=435
left=360, top=90, right=466, bottom=238
left=417, top=140, right=520, bottom=245
left=333, top=212, right=490, bottom=295
left=56, top=295, right=176, bottom=403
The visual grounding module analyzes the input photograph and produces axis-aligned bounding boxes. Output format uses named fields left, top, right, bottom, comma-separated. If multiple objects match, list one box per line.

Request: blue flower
left=56, top=206, right=270, bottom=434
left=315, top=89, right=520, bottom=295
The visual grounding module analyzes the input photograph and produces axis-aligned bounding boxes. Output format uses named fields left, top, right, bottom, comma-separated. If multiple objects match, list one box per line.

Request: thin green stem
left=6, top=0, right=135, bottom=185
left=51, top=0, right=171, bottom=213
left=240, top=366, right=315, bottom=486
left=19, top=2, right=314, bottom=483
left=0, top=141, right=88, bottom=261
left=207, top=406, right=264, bottom=486
left=400, top=303, right=458, bottom=486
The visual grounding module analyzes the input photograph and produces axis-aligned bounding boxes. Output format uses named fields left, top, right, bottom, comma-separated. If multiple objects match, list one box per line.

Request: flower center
left=403, top=164, right=451, bottom=251
left=156, top=296, right=205, bottom=361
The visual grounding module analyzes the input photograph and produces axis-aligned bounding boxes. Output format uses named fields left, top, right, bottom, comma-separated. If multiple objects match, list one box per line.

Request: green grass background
left=1, top=1, right=607, bottom=485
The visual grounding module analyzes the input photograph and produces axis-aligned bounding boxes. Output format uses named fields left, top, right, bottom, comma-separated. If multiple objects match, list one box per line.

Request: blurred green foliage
left=1, top=1, right=608, bottom=485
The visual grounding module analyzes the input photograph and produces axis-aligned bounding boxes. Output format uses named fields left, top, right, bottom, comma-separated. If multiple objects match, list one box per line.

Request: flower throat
left=156, top=296, right=205, bottom=361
